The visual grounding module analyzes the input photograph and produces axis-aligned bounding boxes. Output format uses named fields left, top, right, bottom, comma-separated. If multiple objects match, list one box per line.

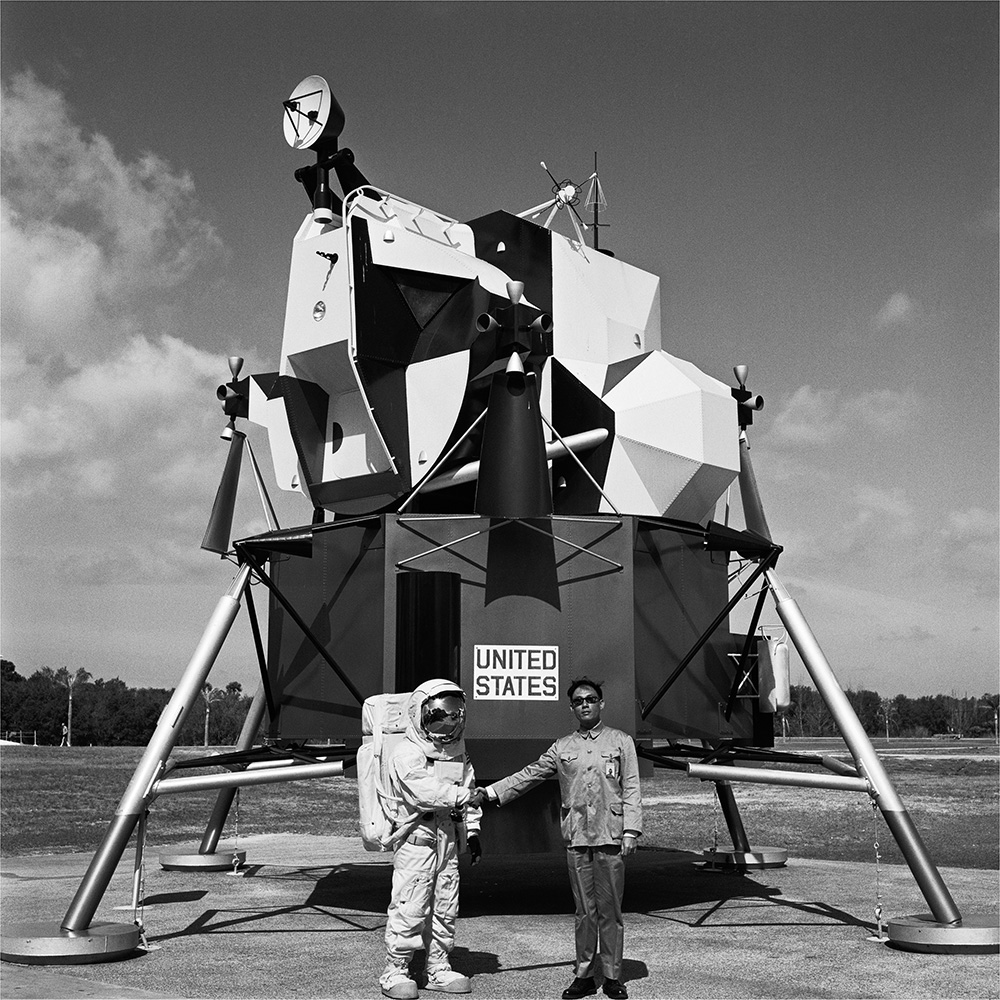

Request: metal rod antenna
left=61, top=564, right=252, bottom=931
left=197, top=683, right=270, bottom=855
left=396, top=408, right=489, bottom=514
left=245, top=437, right=280, bottom=532
left=396, top=519, right=512, bottom=569
left=244, top=585, right=277, bottom=721
left=540, top=412, right=622, bottom=517
left=242, top=554, right=365, bottom=706
left=593, top=152, right=599, bottom=251
left=517, top=518, right=624, bottom=572
left=641, top=551, right=778, bottom=720
left=724, top=583, right=770, bottom=720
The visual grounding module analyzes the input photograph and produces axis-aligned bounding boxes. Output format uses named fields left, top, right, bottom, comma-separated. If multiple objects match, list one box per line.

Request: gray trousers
left=566, top=845, right=625, bottom=980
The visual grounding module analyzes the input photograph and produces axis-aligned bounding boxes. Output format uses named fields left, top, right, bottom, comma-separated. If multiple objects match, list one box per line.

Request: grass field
left=1, top=740, right=997, bottom=869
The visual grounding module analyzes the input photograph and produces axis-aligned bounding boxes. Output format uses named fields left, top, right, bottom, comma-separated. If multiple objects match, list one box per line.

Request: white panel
left=324, top=387, right=393, bottom=480
left=287, top=342, right=357, bottom=394
left=665, top=463, right=739, bottom=522
left=698, top=392, right=741, bottom=472
left=406, top=352, right=471, bottom=477
left=280, top=220, right=351, bottom=365
left=349, top=192, right=476, bottom=255
left=635, top=274, right=662, bottom=354
left=264, top=395, right=303, bottom=494
left=366, top=221, right=531, bottom=305
left=603, top=352, right=696, bottom=410
left=668, top=354, right=733, bottom=396
left=618, top=437, right=701, bottom=515
left=606, top=318, right=646, bottom=361
left=551, top=233, right=661, bottom=365
left=600, top=440, right=657, bottom=516
left=614, top=395, right=706, bottom=462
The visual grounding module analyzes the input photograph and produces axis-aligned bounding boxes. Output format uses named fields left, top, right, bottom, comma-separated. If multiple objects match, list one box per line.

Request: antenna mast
left=586, top=152, right=610, bottom=252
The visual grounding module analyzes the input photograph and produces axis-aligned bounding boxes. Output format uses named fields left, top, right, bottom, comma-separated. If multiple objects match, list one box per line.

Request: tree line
left=2, top=658, right=997, bottom=746
left=780, top=685, right=999, bottom=741
left=1, top=659, right=253, bottom=747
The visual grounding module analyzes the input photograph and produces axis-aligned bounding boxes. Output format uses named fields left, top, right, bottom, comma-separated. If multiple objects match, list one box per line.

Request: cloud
left=872, top=291, right=918, bottom=330
left=2, top=332, right=239, bottom=494
left=0, top=71, right=222, bottom=365
left=937, top=506, right=1000, bottom=597
left=768, top=385, right=916, bottom=447
left=0, top=75, right=252, bottom=587
left=970, top=186, right=999, bottom=237
left=875, top=624, right=935, bottom=643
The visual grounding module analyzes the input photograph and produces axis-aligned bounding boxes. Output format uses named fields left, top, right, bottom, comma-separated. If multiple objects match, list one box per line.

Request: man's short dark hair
left=567, top=677, right=603, bottom=701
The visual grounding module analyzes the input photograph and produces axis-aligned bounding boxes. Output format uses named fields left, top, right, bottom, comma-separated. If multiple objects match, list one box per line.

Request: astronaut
left=379, top=679, right=483, bottom=999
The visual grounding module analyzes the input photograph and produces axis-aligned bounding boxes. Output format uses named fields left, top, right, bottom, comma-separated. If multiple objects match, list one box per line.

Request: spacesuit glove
left=467, top=834, right=482, bottom=866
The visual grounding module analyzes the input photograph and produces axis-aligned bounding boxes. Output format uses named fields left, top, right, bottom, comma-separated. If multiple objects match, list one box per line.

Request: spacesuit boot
left=379, top=957, right=418, bottom=999
left=425, top=965, right=472, bottom=994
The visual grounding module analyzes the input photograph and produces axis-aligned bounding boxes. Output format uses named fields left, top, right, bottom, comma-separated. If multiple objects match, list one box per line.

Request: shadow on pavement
left=145, top=848, right=872, bottom=949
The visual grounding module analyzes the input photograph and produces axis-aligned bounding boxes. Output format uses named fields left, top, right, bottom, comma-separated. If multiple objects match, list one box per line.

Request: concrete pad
left=2, top=835, right=997, bottom=999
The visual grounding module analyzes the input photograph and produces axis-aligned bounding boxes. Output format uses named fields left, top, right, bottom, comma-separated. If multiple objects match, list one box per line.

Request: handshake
left=467, top=786, right=492, bottom=809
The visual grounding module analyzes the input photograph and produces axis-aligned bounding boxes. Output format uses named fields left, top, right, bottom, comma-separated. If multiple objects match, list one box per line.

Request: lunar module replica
left=3, top=77, right=996, bottom=964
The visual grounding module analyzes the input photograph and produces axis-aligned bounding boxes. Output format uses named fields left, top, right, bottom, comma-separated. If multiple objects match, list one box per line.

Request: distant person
left=380, top=679, right=482, bottom=999
left=472, top=678, right=642, bottom=1000
left=60, top=722, right=68, bottom=747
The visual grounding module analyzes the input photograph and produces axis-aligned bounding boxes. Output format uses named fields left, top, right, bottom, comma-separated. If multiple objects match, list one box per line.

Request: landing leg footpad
left=888, top=913, right=999, bottom=954
left=1, top=920, right=141, bottom=965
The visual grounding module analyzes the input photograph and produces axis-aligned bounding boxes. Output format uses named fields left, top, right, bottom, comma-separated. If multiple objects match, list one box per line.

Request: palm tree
left=877, top=696, right=897, bottom=744
left=980, top=693, right=1000, bottom=746
left=202, top=683, right=225, bottom=747
left=55, top=667, right=92, bottom=747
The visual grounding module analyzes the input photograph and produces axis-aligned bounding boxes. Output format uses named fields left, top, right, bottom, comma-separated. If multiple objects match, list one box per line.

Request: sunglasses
left=571, top=695, right=600, bottom=706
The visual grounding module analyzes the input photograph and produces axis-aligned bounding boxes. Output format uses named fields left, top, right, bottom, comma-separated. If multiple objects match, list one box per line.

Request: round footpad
left=888, top=913, right=999, bottom=954
left=1, top=920, right=140, bottom=965
left=701, top=845, right=788, bottom=869
left=159, top=850, right=246, bottom=871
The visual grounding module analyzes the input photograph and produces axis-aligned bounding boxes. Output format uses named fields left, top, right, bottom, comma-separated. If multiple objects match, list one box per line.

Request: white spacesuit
left=379, top=679, right=482, bottom=999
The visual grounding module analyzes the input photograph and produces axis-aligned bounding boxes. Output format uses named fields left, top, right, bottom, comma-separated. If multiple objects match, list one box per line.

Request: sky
left=1, top=2, right=997, bottom=701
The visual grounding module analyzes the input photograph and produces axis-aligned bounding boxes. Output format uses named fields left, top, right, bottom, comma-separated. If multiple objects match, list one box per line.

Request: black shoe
left=603, top=979, right=628, bottom=999
left=562, top=977, right=597, bottom=999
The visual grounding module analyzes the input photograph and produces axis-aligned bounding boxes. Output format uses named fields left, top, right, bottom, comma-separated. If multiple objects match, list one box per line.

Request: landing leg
left=159, top=683, right=268, bottom=871
left=767, top=568, right=998, bottom=954
left=702, top=778, right=787, bottom=870
left=0, top=566, right=252, bottom=965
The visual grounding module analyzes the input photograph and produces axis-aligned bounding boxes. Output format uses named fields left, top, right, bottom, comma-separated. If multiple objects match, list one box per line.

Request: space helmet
left=420, top=687, right=466, bottom=746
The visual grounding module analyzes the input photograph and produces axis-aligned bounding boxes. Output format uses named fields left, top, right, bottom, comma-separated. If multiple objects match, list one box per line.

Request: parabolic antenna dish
left=282, top=75, right=345, bottom=150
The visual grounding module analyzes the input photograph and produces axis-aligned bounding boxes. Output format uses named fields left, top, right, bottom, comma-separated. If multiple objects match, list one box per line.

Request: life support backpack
left=357, top=691, right=424, bottom=852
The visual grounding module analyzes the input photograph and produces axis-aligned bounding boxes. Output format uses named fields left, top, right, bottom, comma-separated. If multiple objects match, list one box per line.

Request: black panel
left=550, top=360, right=615, bottom=515
left=475, top=370, right=552, bottom=520
left=472, top=772, right=563, bottom=854
left=252, top=371, right=281, bottom=400
left=353, top=358, right=411, bottom=485
left=388, top=267, right=468, bottom=329
left=632, top=526, right=755, bottom=743
left=410, top=278, right=482, bottom=364
left=267, top=520, right=385, bottom=741
left=467, top=211, right=553, bottom=315
left=484, top=519, right=560, bottom=609
left=603, top=353, right=648, bottom=395
left=395, top=571, right=462, bottom=691
left=351, top=218, right=422, bottom=366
